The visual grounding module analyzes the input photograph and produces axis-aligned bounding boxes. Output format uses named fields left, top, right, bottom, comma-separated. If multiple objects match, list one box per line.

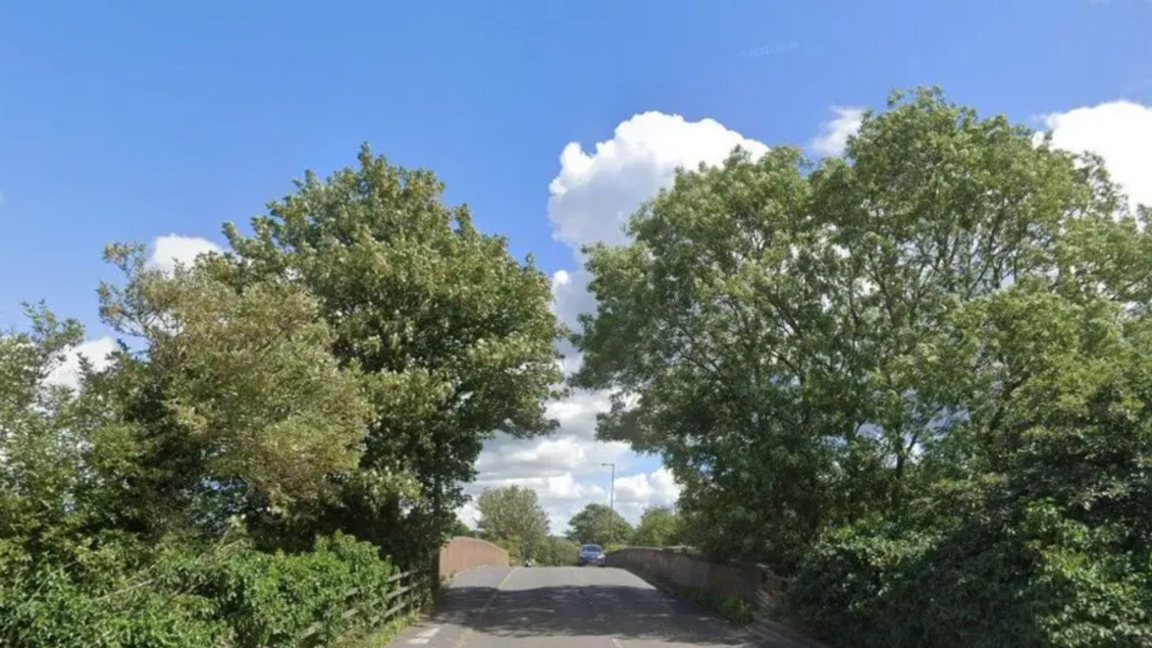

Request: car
left=577, top=544, right=606, bottom=567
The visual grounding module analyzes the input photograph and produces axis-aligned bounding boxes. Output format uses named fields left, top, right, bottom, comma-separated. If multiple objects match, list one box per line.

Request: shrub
left=785, top=502, right=1152, bottom=648
left=0, top=533, right=423, bottom=648
left=0, top=535, right=229, bottom=648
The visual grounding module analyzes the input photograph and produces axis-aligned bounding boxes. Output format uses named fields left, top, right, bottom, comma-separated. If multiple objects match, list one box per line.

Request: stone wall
left=438, top=536, right=510, bottom=579
left=606, top=546, right=787, bottom=603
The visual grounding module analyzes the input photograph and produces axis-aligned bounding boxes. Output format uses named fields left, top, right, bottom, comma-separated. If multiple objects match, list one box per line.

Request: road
left=384, top=565, right=767, bottom=648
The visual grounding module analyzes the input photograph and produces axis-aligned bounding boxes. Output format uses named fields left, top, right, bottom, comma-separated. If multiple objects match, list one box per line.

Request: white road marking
left=611, top=638, right=625, bottom=648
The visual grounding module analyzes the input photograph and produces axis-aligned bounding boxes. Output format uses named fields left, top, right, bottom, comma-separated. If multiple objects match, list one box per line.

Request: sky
left=3, top=0, right=1152, bottom=533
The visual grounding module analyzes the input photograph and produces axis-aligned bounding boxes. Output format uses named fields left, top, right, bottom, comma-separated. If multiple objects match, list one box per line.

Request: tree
left=565, top=503, right=633, bottom=547
left=475, top=486, right=549, bottom=557
left=534, top=536, right=579, bottom=566
left=630, top=505, right=682, bottom=548
left=0, top=304, right=92, bottom=540
left=214, top=145, right=566, bottom=561
left=574, top=85, right=1152, bottom=645
left=571, top=86, right=1139, bottom=570
left=93, top=243, right=374, bottom=538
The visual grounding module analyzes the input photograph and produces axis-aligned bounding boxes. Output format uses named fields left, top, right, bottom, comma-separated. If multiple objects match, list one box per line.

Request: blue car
left=577, top=544, right=606, bottom=566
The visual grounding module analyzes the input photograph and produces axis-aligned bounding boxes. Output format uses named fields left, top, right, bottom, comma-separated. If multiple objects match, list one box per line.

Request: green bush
left=534, top=536, right=579, bottom=566
left=0, top=533, right=422, bottom=648
left=196, top=533, right=410, bottom=648
left=0, top=535, right=229, bottom=648
left=785, top=503, right=1152, bottom=648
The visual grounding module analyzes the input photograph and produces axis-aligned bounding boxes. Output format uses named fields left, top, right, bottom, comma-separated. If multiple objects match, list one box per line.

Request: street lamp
left=601, top=462, right=616, bottom=545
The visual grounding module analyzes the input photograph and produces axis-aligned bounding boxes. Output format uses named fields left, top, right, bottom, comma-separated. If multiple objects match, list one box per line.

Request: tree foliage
left=474, top=485, right=549, bottom=557
left=573, top=87, right=1152, bottom=645
left=96, top=244, right=373, bottom=534
left=565, top=503, right=633, bottom=547
left=216, top=145, right=565, bottom=561
left=630, top=506, right=683, bottom=548
left=534, top=536, right=580, bottom=566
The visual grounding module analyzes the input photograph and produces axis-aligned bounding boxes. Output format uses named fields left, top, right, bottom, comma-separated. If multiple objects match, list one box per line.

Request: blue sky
left=3, top=0, right=1151, bottom=529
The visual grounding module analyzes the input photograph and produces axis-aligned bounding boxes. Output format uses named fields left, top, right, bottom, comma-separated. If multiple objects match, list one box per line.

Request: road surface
left=385, top=565, right=770, bottom=648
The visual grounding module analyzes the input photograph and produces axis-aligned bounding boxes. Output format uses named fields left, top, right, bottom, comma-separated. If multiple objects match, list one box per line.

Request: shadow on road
left=431, top=580, right=747, bottom=645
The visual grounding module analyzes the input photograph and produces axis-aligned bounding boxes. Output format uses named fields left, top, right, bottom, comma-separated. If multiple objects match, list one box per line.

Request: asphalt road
left=384, top=565, right=765, bottom=648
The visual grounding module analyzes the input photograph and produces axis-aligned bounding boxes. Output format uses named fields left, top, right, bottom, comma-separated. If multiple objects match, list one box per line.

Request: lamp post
left=601, top=462, right=616, bottom=545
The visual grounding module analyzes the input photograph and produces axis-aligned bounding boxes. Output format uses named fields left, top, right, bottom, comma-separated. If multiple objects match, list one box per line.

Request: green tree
left=475, top=486, right=549, bottom=557
left=93, top=243, right=374, bottom=538
left=215, top=145, right=565, bottom=561
left=534, top=536, right=579, bottom=566
left=0, top=304, right=91, bottom=540
left=630, top=505, right=682, bottom=547
left=566, top=503, right=632, bottom=547
left=571, top=86, right=1138, bottom=570
left=574, top=85, right=1152, bottom=645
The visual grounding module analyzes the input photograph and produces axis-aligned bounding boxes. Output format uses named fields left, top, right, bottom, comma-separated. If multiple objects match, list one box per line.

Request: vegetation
left=217, top=146, right=565, bottom=564
left=7, top=86, right=1151, bottom=648
left=0, top=148, right=562, bottom=647
left=573, top=87, right=1152, bottom=647
left=565, top=503, right=634, bottom=547
left=534, top=536, right=581, bottom=566
left=676, top=587, right=755, bottom=626
left=474, top=485, right=550, bottom=560
left=630, top=505, right=684, bottom=548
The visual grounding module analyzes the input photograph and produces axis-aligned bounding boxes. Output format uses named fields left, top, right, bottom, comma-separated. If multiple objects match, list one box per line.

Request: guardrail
left=297, top=567, right=430, bottom=642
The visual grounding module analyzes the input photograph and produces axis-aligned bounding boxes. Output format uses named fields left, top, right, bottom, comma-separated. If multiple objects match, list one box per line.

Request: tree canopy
left=573, top=87, right=1152, bottom=646
left=630, top=506, right=683, bottom=548
left=565, top=503, right=633, bottom=547
left=474, top=485, right=549, bottom=557
left=212, top=145, right=566, bottom=561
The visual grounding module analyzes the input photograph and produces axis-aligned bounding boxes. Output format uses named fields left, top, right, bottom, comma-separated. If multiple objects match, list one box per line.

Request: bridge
left=386, top=539, right=815, bottom=648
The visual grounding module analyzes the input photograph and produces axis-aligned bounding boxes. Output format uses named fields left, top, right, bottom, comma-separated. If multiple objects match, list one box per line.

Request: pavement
left=383, top=565, right=790, bottom=648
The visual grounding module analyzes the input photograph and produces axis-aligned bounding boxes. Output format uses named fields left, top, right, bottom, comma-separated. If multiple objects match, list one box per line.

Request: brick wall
left=606, top=546, right=787, bottom=603
left=438, top=536, right=510, bottom=579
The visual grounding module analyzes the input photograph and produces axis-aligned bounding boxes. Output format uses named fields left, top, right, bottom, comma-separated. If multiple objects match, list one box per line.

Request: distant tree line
left=470, top=484, right=687, bottom=559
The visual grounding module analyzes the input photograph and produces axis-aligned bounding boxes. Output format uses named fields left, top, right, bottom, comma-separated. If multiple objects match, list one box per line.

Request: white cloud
left=614, top=467, right=681, bottom=506
left=1040, top=100, right=1152, bottom=211
left=44, top=336, right=117, bottom=391
left=548, top=111, right=770, bottom=252
left=810, top=106, right=865, bottom=157
left=148, top=234, right=223, bottom=273
left=611, top=467, right=682, bottom=522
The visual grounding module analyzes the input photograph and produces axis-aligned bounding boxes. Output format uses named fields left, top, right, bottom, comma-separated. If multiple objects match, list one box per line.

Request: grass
left=673, top=585, right=755, bottom=625
left=335, top=610, right=422, bottom=648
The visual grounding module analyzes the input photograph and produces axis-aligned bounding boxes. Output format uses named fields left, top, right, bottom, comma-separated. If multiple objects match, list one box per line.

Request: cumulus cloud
left=44, top=336, right=117, bottom=391
left=610, top=467, right=682, bottom=521
left=809, top=106, right=865, bottom=157
left=548, top=111, right=769, bottom=253
left=1040, top=100, right=1152, bottom=210
left=148, top=234, right=223, bottom=273
left=463, top=112, right=770, bottom=533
